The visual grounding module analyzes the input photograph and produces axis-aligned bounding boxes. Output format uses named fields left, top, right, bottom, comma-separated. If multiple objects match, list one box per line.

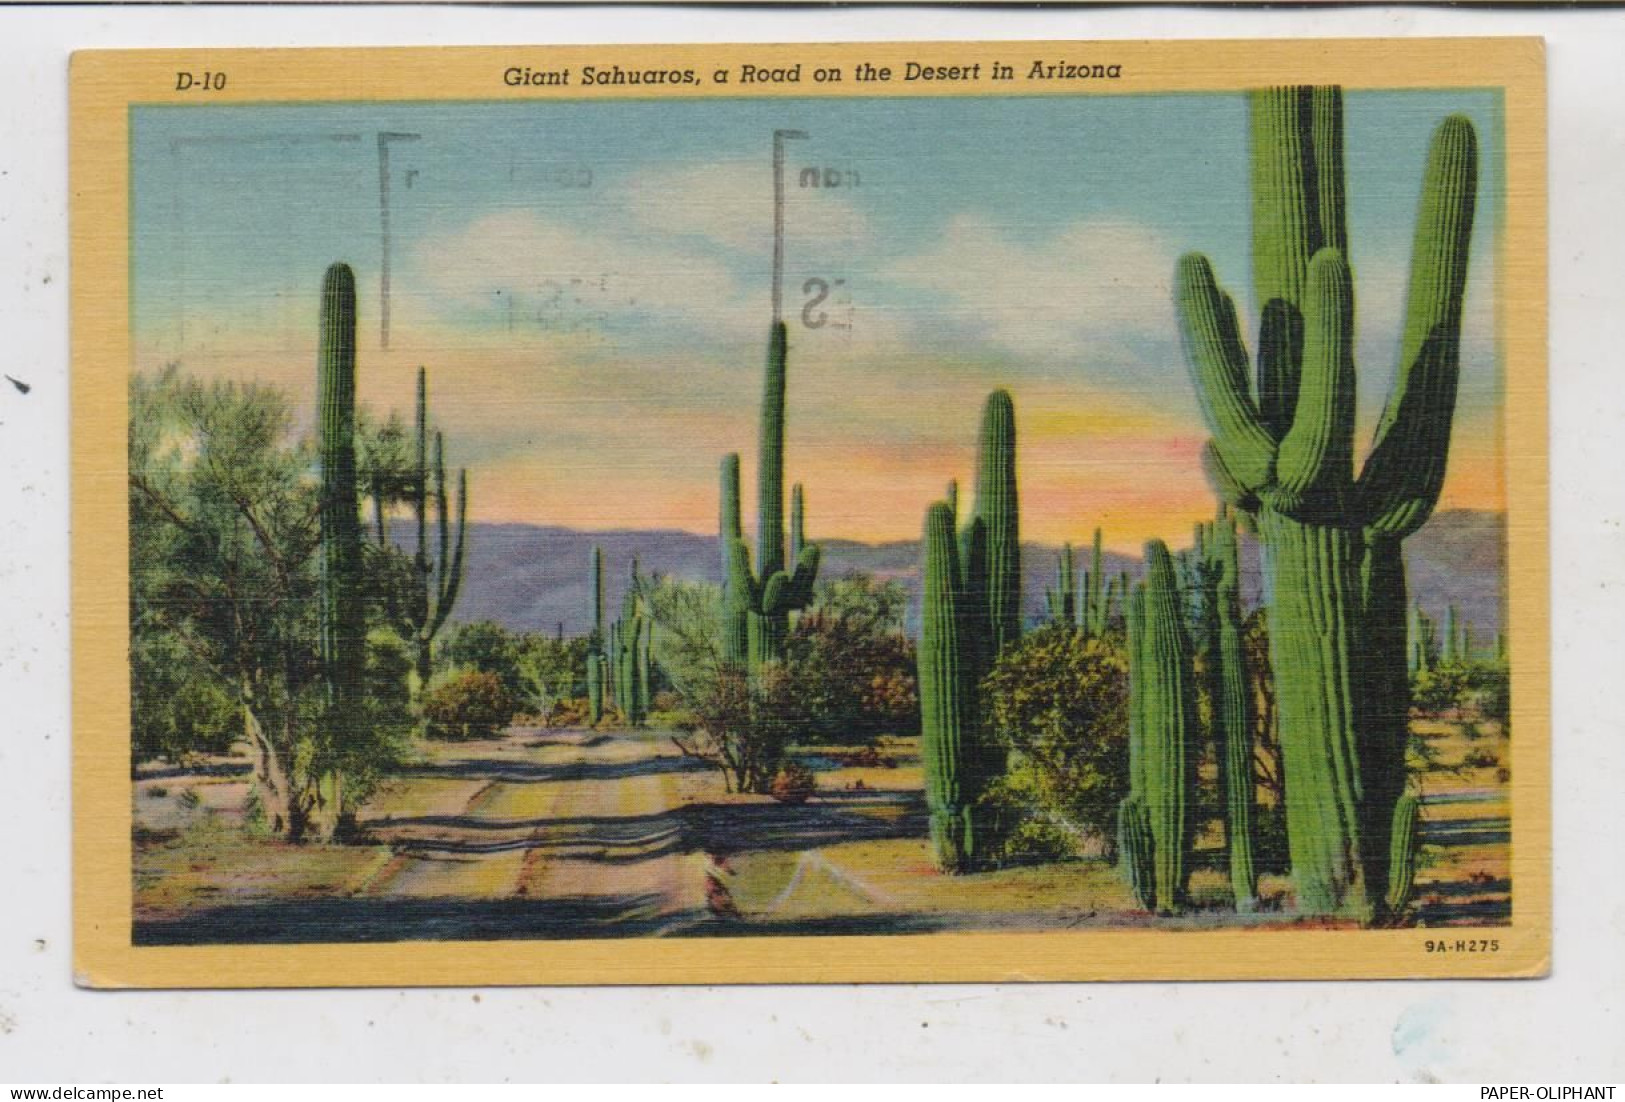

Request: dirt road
left=355, top=726, right=712, bottom=936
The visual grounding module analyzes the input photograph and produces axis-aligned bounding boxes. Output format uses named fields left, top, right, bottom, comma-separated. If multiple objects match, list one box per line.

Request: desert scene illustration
left=125, top=85, right=1512, bottom=944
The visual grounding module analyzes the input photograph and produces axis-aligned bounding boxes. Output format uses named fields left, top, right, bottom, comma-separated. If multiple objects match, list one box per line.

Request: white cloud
left=880, top=214, right=1179, bottom=364
left=399, top=209, right=756, bottom=340
left=618, top=159, right=874, bottom=259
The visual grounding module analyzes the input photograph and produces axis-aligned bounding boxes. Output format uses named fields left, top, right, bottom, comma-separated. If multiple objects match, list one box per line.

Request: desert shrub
left=546, top=696, right=591, bottom=728
left=440, top=621, right=527, bottom=700
left=421, top=671, right=516, bottom=740
left=980, top=769, right=1085, bottom=864
left=1411, top=662, right=1469, bottom=717
left=675, top=665, right=807, bottom=793
left=783, top=574, right=920, bottom=742
left=515, top=634, right=591, bottom=715
left=130, top=631, right=241, bottom=765
left=979, top=623, right=1131, bottom=856
left=770, top=759, right=818, bottom=804
left=1463, top=661, right=1510, bottom=727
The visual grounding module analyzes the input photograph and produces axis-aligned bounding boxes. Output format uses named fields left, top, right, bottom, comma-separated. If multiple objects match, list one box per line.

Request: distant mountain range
left=448, top=509, right=1505, bottom=641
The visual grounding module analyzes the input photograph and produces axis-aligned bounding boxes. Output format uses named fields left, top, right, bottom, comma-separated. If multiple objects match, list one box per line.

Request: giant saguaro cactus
left=920, top=501, right=985, bottom=872
left=317, top=265, right=366, bottom=737
left=970, top=390, right=1021, bottom=658
left=316, top=264, right=367, bottom=835
left=404, top=366, right=467, bottom=696
left=1176, top=87, right=1477, bottom=917
left=1119, top=583, right=1154, bottom=908
left=1130, top=541, right=1198, bottom=914
left=1202, top=512, right=1258, bottom=911
left=720, top=323, right=821, bottom=670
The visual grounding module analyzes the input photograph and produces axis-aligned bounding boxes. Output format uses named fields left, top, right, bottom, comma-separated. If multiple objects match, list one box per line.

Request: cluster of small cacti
left=1176, top=85, right=1477, bottom=919
left=582, top=547, right=657, bottom=726
left=1412, top=600, right=1504, bottom=673
left=1043, top=543, right=1076, bottom=626
left=916, top=389, right=1021, bottom=872
left=607, top=561, right=653, bottom=726
left=1408, top=601, right=1439, bottom=675
left=1080, top=530, right=1122, bottom=640
left=1440, top=603, right=1485, bottom=664
left=1045, top=528, right=1123, bottom=636
left=1119, top=541, right=1197, bottom=913
left=720, top=323, right=821, bottom=671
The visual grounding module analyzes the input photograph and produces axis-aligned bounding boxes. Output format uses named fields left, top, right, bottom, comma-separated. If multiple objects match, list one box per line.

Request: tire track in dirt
left=515, top=730, right=709, bottom=933
left=355, top=727, right=707, bottom=934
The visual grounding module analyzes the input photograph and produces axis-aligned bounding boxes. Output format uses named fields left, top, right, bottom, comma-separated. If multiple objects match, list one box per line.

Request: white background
left=0, top=3, right=1620, bottom=1084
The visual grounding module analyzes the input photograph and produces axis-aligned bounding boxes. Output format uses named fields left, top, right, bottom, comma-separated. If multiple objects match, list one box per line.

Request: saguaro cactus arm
left=720, top=453, right=742, bottom=569
left=1357, top=116, right=1479, bottom=538
left=1273, top=249, right=1356, bottom=515
left=757, top=322, right=788, bottom=581
left=1176, top=256, right=1277, bottom=492
left=426, top=445, right=467, bottom=640
left=790, top=483, right=805, bottom=561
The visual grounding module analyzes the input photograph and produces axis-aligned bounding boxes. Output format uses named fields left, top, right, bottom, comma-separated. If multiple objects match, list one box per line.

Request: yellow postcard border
left=70, top=37, right=1549, bottom=987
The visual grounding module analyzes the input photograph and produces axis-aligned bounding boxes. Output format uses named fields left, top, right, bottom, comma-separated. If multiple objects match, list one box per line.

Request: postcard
left=70, top=38, right=1548, bottom=986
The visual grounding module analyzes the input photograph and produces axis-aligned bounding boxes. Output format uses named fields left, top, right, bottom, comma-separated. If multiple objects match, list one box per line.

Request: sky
left=129, top=89, right=1506, bottom=551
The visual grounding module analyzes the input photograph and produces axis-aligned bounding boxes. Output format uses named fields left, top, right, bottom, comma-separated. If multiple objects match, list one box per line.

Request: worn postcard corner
left=70, top=37, right=1549, bottom=988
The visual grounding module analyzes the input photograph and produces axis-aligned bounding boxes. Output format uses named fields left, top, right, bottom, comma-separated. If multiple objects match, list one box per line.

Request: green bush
left=979, top=623, right=1131, bottom=858
left=421, top=671, right=516, bottom=740
left=674, top=664, right=808, bottom=794
left=783, top=574, right=919, bottom=742
left=1464, top=660, right=1510, bottom=727
left=131, top=630, right=241, bottom=765
left=1411, top=662, right=1469, bottom=717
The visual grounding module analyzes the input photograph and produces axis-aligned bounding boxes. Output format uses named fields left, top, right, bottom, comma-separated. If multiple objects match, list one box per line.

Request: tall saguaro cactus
left=720, top=323, right=821, bottom=670
left=316, top=264, right=366, bottom=834
left=1176, top=86, right=1478, bottom=917
left=920, top=502, right=984, bottom=872
left=405, top=366, right=468, bottom=696
left=317, top=265, right=366, bottom=731
left=587, top=546, right=605, bottom=725
left=971, top=390, right=1021, bottom=658
left=1135, top=541, right=1198, bottom=913
left=1080, top=527, right=1111, bottom=638
left=1202, top=512, right=1258, bottom=910
left=612, top=561, right=650, bottom=726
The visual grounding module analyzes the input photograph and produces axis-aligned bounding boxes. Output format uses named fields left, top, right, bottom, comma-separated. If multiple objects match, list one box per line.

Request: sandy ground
left=131, top=717, right=1512, bottom=943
